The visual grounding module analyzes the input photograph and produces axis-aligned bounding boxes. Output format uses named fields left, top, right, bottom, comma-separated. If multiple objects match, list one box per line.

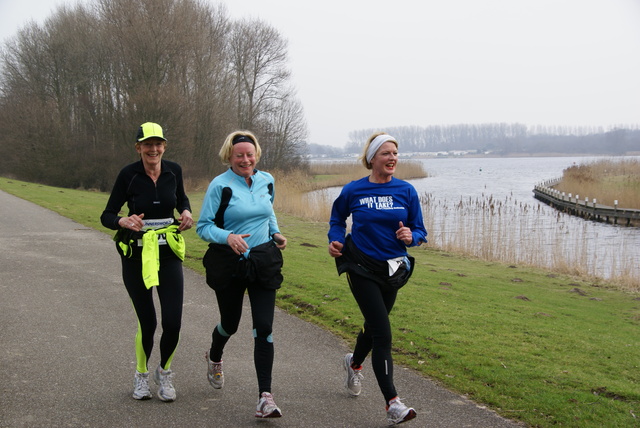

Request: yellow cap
left=136, top=122, right=166, bottom=142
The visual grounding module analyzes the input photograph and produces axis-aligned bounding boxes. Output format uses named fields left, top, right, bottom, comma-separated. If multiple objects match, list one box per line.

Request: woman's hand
left=177, top=209, right=193, bottom=231
left=328, top=241, right=344, bottom=258
left=119, top=213, right=145, bottom=231
left=273, top=233, right=287, bottom=250
left=396, top=221, right=413, bottom=245
left=227, top=233, right=251, bottom=254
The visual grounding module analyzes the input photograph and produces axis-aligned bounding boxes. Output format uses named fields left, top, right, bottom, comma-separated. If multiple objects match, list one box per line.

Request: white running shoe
left=255, top=392, right=282, bottom=418
left=206, top=351, right=224, bottom=389
left=386, top=397, right=416, bottom=425
left=153, top=365, right=176, bottom=402
left=132, top=371, right=152, bottom=400
left=343, top=353, right=363, bottom=396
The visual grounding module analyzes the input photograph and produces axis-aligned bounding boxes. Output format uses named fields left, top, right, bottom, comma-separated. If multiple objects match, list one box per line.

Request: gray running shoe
left=343, top=353, right=363, bottom=396
left=386, top=397, right=416, bottom=425
left=153, top=365, right=176, bottom=402
left=255, top=392, right=282, bottom=418
left=132, top=371, right=152, bottom=400
left=206, top=351, right=224, bottom=389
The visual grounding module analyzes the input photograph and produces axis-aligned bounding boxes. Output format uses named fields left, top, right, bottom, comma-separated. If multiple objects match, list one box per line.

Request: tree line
left=0, top=0, right=308, bottom=190
left=344, top=124, right=640, bottom=155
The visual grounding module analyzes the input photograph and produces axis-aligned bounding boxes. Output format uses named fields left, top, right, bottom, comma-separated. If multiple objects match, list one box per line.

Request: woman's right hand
left=227, top=233, right=251, bottom=254
left=328, top=241, right=343, bottom=258
left=119, top=214, right=144, bottom=231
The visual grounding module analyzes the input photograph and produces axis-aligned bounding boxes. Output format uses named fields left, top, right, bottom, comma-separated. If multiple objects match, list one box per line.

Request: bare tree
left=0, top=0, right=308, bottom=188
left=259, top=88, right=308, bottom=171
left=228, top=18, right=290, bottom=130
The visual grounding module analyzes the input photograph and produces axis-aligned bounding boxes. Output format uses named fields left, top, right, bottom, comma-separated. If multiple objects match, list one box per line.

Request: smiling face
left=369, top=141, right=398, bottom=182
left=136, top=137, right=165, bottom=168
left=230, top=142, right=257, bottom=178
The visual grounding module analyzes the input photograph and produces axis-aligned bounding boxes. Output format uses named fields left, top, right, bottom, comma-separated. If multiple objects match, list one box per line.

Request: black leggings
left=347, top=271, right=399, bottom=403
left=209, top=282, right=276, bottom=396
left=121, top=255, right=184, bottom=373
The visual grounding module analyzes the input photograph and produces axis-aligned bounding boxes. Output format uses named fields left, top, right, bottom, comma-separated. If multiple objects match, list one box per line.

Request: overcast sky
left=2, top=0, right=639, bottom=147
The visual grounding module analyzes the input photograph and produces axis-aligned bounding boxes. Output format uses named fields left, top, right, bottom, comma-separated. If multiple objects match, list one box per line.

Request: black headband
left=232, top=135, right=255, bottom=145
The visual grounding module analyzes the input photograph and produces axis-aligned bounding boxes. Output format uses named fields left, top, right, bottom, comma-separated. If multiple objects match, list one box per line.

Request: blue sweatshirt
left=197, top=168, right=280, bottom=250
left=328, top=176, right=427, bottom=261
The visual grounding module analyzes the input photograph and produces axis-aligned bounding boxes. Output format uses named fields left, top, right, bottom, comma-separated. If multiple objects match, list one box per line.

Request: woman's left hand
left=178, top=209, right=194, bottom=231
left=273, top=233, right=287, bottom=250
left=396, top=221, right=413, bottom=245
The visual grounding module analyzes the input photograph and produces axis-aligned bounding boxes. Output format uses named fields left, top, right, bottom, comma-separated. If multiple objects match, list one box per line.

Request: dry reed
left=553, top=158, right=640, bottom=209
left=421, top=192, right=639, bottom=291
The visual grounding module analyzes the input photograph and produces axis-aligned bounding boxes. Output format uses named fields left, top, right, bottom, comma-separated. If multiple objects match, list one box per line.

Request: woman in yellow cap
left=100, top=122, right=193, bottom=402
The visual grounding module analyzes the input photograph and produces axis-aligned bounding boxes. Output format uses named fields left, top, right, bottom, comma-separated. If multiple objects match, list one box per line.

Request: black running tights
left=347, top=271, right=399, bottom=403
left=210, top=282, right=276, bottom=396
left=121, top=255, right=184, bottom=373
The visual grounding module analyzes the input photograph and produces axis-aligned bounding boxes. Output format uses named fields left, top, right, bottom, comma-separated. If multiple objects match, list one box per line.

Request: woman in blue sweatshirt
left=197, top=130, right=287, bottom=418
left=328, top=132, right=427, bottom=425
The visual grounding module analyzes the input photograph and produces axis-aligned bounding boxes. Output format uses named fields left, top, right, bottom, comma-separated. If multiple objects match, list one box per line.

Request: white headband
left=366, top=134, right=397, bottom=163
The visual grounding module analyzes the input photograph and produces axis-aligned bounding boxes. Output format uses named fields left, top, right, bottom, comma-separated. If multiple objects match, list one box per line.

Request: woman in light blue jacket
left=197, top=130, right=287, bottom=419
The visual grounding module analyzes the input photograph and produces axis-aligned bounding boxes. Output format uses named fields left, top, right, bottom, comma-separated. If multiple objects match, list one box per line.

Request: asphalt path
left=0, top=190, right=523, bottom=428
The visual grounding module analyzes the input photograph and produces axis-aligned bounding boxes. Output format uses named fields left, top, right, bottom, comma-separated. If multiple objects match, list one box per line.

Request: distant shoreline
left=309, top=152, right=640, bottom=160
left=442, top=152, right=640, bottom=159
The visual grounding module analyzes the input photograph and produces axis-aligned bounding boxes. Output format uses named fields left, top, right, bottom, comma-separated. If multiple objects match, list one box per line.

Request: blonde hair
left=218, top=130, right=262, bottom=165
left=359, top=131, right=398, bottom=170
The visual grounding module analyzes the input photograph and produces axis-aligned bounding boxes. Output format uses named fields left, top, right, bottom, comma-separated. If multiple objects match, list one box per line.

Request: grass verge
left=2, top=176, right=639, bottom=427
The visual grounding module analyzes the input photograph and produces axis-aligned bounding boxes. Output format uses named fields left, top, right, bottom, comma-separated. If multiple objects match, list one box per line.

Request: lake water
left=317, top=156, right=640, bottom=284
